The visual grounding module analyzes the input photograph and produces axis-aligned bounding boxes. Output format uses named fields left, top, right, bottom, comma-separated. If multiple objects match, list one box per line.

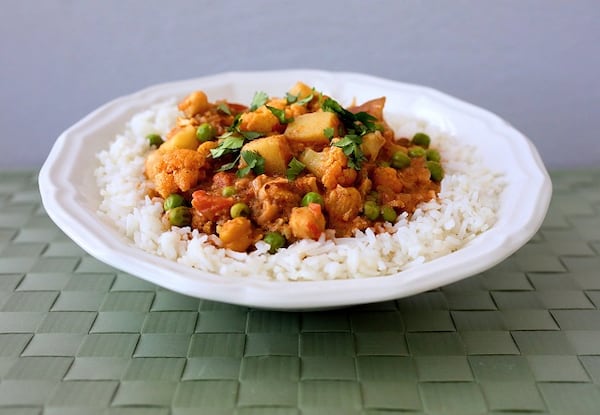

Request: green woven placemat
left=0, top=169, right=599, bottom=414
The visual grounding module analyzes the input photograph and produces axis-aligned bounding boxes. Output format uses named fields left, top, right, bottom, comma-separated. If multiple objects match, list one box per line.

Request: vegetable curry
left=144, top=82, right=444, bottom=253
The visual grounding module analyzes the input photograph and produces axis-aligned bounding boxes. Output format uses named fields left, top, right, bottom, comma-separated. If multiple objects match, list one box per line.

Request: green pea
left=427, top=161, right=445, bottom=182
left=301, top=192, right=324, bottom=207
left=364, top=200, right=380, bottom=220
left=390, top=151, right=411, bottom=169
left=263, top=231, right=286, bottom=254
left=196, top=123, right=216, bottom=142
left=426, top=149, right=441, bottom=162
left=381, top=205, right=397, bottom=222
left=230, top=202, right=250, bottom=218
left=222, top=186, right=236, bottom=197
left=412, top=132, right=431, bottom=148
left=168, top=206, right=191, bottom=227
left=378, top=161, right=390, bottom=168
left=146, top=133, right=164, bottom=147
left=163, top=194, right=185, bottom=211
left=408, top=147, right=426, bottom=158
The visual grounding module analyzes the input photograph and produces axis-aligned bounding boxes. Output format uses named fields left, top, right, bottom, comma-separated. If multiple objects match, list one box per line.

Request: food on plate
left=95, top=81, right=504, bottom=280
left=142, top=82, right=444, bottom=253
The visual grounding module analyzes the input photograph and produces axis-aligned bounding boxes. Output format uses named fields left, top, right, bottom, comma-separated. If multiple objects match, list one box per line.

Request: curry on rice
left=144, top=82, right=444, bottom=253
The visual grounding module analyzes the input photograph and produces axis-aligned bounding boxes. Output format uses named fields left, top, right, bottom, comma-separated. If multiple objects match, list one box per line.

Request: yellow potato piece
left=161, top=125, right=198, bottom=151
left=284, top=112, right=339, bottom=145
left=241, top=135, right=292, bottom=176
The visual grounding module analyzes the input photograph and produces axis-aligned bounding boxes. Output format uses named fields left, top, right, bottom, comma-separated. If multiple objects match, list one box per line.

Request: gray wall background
left=1, top=0, right=598, bottom=170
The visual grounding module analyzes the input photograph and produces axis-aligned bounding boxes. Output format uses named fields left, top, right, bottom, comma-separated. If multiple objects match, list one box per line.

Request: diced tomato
left=191, top=190, right=235, bottom=221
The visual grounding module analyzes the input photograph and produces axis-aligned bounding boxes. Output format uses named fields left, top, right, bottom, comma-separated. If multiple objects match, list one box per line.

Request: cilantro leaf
left=216, top=155, right=241, bottom=172
left=297, top=93, right=314, bottom=105
left=266, top=105, right=293, bottom=124
left=237, top=151, right=265, bottom=177
left=213, top=114, right=263, bottom=162
left=286, top=91, right=314, bottom=105
left=285, top=92, right=298, bottom=104
left=240, top=131, right=263, bottom=140
left=323, top=127, right=335, bottom=140
left=210, top=136, right=245, bottom=159
left=249, top=91, right=269, bottom=111
left=322, top=97, right=378, bottom=137
left=321, top=97, right=379, bottom=170
left=216, top=102, right=232, bottom=116
left=322, top=97, right=357, bottom=127
left=333, top=134, right=366, bottom=170
left=286, top=157, right=306, bottom=180
left=354, top=111, right=378, bottom=133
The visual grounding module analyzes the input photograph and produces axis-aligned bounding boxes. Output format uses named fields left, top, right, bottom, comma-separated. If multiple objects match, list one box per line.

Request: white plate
left=39, top=70, right=552, bottom=310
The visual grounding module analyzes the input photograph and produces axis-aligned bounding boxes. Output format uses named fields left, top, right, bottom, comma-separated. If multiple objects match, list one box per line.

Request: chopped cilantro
left=266, top=105, right=293, bottom=124
left=216, top=102, right=232, bottom=116
left=333, top=134, right=366, bottom=170
left=322, top=97, right=379, bottom=170
left=210, top=136, right=245, bottom=158
left=286, top=157, right=306, bottom=180
left=285, top=92, right=298, bottom=104
left=212, top=114, right=264, bottom=167
left=322, top=97, right=378, bottom=136
left=216, top=155, right=241, bottom=172
left=286, top=91, right=314, bottom=105
left=237, top=151, right=265, bottom=177
left=323, top=127, right=335, bottom=140
left=249, top=91, right=269, bottom=111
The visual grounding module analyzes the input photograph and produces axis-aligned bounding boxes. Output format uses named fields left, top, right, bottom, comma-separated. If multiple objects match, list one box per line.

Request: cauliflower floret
left=145, top=148, right=207, bottom=198
left=252, top=176, right=301, bottom=226
left=324, top=185, right=363, bottom=223
left=372, top=166, right=404, bottom=193
left=239, top=106, right=280, bottom=134
left=298, top=146, right=357, bottom=190
left=178, top=91, right=210, bottom=117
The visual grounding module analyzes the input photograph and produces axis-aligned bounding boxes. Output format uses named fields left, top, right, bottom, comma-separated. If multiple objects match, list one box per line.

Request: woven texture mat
left=0, top=169, right=599, bottom=414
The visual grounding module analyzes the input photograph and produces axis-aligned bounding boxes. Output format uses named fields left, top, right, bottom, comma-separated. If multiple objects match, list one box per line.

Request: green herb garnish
left=286, top=157, right=306, bottom=180
left=286, top=92, right=314, bottom=105
left=323, top=127, right=335, bottom=140
left=211, top=114, right=264, bottom=164
left=249, top=91, right=269, bottom=111
left=216, top=102, right=232, bottom=116
left=216, top=155, right=241, bottom=172
left=210, top=136, right=245, bottom=159
left=321, top=97, right=379, bottom=170
left=237, top=151, right=265, bottom=177
left=332, top=134, right=366, bottom=170
left=266, top=105, right=293, bottom=124
left=322, top=97, right=378, bottom=136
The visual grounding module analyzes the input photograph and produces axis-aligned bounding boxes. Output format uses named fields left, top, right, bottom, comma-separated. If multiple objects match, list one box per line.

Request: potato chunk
left=161, top=125, right=198, bottom=151
left=288, top=82, right=313, bottom=101
left=241, top=135, right=292, bottom=176
left=284, top=112, right=339, bottom=145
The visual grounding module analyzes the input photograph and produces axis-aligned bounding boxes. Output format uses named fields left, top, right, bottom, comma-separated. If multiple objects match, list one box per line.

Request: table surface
left=0, top=169, right=599, bottom=414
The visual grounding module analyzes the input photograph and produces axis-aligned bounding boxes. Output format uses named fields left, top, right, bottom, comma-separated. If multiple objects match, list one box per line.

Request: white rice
left=95, top=100, right=504, bottom=281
